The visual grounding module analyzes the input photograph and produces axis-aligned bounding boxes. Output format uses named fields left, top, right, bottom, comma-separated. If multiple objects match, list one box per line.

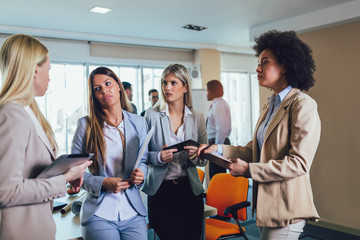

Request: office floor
left=147, top=220, right=360, bottom=240
left=146, top=181, right=360, bottom=240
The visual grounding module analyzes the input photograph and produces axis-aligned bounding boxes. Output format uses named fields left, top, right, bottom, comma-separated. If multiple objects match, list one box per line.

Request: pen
left=189, top=145, right=211, bottom=160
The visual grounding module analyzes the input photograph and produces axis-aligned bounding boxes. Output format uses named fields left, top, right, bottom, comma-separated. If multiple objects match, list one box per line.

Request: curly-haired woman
left=198, top=30, right=321, bottom=240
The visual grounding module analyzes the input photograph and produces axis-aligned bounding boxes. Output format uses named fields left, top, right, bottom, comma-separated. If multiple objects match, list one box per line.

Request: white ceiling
left=1, top=0, right=359, bottom=54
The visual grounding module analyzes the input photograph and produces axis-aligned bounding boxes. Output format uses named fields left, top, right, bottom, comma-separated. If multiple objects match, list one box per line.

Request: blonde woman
left=71, top=67, right=148, bottom=240
left=0, top=34, right=91, bottom=240
left=142, top=63, right=207, bottom=240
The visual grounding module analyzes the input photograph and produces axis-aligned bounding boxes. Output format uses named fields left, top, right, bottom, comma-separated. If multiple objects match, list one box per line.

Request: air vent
left=183, top=24, right=207, bottom=31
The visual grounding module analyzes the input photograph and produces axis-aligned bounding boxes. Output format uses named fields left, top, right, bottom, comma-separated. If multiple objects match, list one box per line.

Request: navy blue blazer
left=71, top=111, right=148, bottom=224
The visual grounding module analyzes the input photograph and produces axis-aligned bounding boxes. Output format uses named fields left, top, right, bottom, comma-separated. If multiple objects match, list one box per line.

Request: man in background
left=206, top=80, right=231, bottom=179
left=122, top=81, right=137, bottom=114
left=141, top=89, right=158, bottom=117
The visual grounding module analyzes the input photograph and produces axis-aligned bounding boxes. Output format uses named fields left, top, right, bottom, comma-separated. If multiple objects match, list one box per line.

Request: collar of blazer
left=263, top=88, right=301, bottom=144
left=24, top=106, right=56, bottom=160
left=121, top=110, right=140, bottom=178
left=158, top=106, right=195, bottom=147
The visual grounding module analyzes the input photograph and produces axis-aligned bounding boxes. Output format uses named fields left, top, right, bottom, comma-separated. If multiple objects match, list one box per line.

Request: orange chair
left=197, top=168, right=205, bottom=183
left=205, top=173, right=250, bottom=240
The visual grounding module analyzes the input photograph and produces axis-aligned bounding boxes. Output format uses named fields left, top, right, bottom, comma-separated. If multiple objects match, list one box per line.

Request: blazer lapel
left=123, top=111, right=138, bottom=178
left=263, top=88, right=300, bottom=145
left=160, top=112, right=171, bottom=146
left=24, top=106, right=55, bottom=160
left=184, top=111, right=194, bottom=140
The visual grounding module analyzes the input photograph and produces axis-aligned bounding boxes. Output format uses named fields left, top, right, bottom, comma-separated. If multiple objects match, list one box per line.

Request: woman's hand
left=160, top=145, right=178, bottom=163
left=102, top=177, right=131, bottom=194
left=228, top=158, right=251, bottom=178
left=130, top=168, right=144, bottom=185
left=196, top=144, right=218, bottom=158
left=184, top=145, right=198, bottom=159
left=63, top=160, right=93, bottom=192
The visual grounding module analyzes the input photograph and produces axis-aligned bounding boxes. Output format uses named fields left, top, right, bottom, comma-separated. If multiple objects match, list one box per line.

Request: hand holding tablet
left=37, top=153, right=94, bottom=179
left=163, top=139, right=200, bottom=151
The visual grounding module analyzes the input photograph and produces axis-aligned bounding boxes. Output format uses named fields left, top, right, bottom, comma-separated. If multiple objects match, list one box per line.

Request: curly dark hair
left=253, top=30, right=316, bottom=91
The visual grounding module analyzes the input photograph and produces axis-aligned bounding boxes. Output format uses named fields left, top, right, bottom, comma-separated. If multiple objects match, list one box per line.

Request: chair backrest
left=206, top=173, right=249, bottom=221
left=197, top=168, right=205, bottom=183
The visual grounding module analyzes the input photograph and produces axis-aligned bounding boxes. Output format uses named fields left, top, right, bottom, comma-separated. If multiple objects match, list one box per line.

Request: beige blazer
left=0, top=102, right=66, bottom=240
left=223, top=88, right=321, bottom=227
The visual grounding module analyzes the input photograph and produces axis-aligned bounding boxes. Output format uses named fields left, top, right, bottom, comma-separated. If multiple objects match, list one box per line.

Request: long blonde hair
left=85, top=67, right=131, bottom=174
left=155, top=63, right=193, bottom=109
left=0, top=34, right=57, bottom=150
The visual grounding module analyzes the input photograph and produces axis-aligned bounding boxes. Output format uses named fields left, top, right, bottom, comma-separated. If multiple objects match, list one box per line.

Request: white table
left=53, top=193, right=83, bottom=240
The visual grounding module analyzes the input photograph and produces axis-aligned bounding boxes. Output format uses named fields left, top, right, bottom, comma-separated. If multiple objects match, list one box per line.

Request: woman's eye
left=94, top=87, right=100, bottom=92
left=162, top=81, right=167, bottom=86
left=171, top=81, right=177, bottom=86
left=105, top=82, right=111, bottom=86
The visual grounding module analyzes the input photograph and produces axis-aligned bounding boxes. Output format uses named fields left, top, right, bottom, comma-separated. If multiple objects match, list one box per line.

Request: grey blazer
left=0, top=102, right=66, bottom=240
left=142, top=106, right=207, bottom=196
left=71, top=111, right=148, bottom=224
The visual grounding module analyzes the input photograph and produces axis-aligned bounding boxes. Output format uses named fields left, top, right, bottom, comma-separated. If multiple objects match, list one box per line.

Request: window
left=221, top=71, right=259, bottom=146
left=32, top=64, right=259, bottom=155
left=36, top=63, right=87, bottom=155
left=142, top=67, right=163, bottom=110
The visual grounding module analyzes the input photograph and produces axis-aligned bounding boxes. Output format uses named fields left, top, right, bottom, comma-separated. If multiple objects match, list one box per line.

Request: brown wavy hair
left=85, top=67, right=131, bottom=174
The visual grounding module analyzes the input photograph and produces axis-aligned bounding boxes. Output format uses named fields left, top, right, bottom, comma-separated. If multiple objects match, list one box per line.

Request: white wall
left=0, top=34, right=193, bottom=67
left=221, top=52, right=257, bottom=72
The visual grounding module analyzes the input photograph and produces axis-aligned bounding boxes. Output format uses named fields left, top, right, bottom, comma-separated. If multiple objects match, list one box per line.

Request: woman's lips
left=104, top=95, right=112, bottom=101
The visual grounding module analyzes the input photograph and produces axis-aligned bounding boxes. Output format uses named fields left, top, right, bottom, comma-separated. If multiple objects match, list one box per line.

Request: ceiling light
left=183, top=24, right=207, bottom=31
left=89, top=6, right=112, bottom=14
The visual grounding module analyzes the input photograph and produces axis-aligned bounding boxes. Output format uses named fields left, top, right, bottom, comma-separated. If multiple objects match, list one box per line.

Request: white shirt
left=206, top=97, right=231, bottom=144
left=256, top=85, right=292, bottom=151
left=157, top=104, right=193, bottom=180
left=94, top=121, right=137, bottom=221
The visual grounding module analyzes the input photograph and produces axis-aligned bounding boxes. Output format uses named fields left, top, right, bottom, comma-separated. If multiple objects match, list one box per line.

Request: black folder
left=202, top=152, right=232, bottom=169
left=163, top=139, right=200, bottom=151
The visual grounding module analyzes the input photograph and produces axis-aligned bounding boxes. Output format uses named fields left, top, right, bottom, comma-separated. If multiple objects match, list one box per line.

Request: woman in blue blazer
left=142, top=64, right=207, bottom=240
left=71, top=67, right=148, bottom=240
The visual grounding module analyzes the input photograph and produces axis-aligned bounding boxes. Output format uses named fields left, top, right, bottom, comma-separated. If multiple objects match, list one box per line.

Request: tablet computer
left=202, top=152, right=232, bottom=169
left=37, top=153, right=94, bottom=179
left=163, top=139, right=200, bottom=151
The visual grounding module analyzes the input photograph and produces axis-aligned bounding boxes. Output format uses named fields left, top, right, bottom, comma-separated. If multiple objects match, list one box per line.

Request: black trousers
left=209, top=138, right=230, bottom=179
left=148, top=177, right=204, bottom=240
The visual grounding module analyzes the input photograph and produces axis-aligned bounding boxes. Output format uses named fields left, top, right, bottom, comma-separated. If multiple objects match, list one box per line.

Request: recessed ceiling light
left=183, top=24, right=207, bottom=31
left=89, top=6, right=112, bottom=14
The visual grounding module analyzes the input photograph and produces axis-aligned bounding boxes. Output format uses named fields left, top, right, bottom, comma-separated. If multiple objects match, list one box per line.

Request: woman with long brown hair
left=71, top=67, right=148, bottom=240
